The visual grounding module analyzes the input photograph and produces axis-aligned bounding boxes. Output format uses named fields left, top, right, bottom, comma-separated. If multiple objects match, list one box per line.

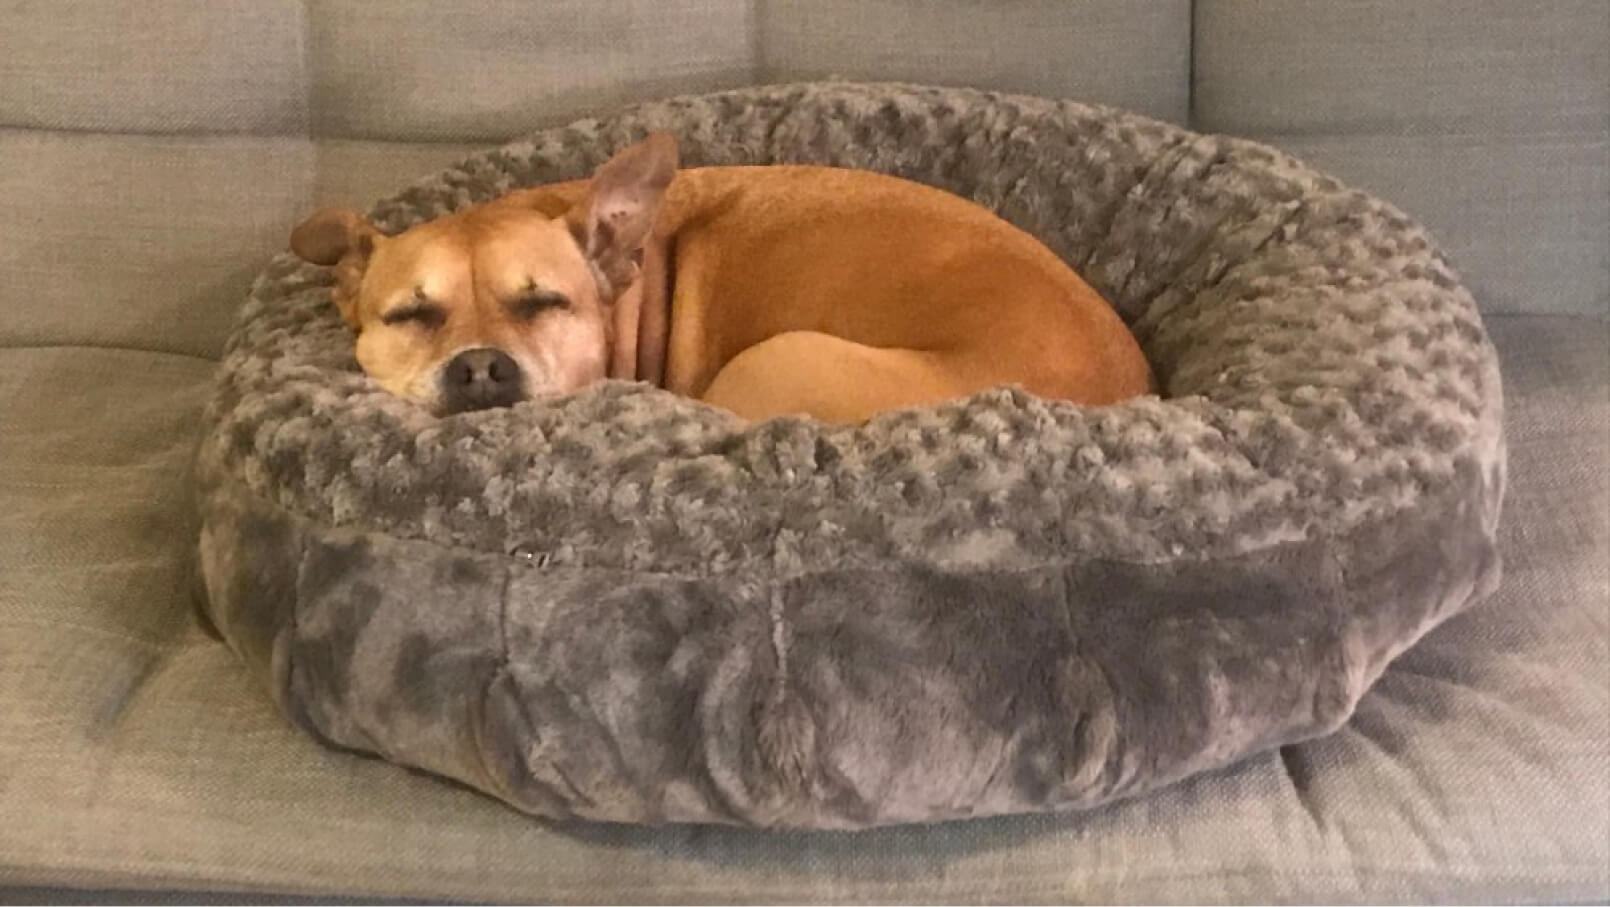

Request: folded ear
left=566, top=132, right=678, bottom=299
left=290, top=207, right=379, bottom=266
left=289, top=207, right=381, bottom=330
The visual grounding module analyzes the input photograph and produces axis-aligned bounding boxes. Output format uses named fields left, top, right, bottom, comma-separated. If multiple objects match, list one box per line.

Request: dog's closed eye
left=381, top=301, right=447, bottom=329
left=509, top=290, right=571, bottom=321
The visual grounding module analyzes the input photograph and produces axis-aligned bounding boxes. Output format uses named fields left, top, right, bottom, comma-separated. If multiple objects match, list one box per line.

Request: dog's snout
left=442, top=348, right=524, bottom=413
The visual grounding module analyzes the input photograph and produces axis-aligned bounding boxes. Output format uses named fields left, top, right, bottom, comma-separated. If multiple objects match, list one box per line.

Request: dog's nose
left=442, top=348, right=524, bottom=413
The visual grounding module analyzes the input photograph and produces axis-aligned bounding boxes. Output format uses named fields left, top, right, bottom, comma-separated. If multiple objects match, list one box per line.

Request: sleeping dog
left=289, top=132, right=1153, bottom=423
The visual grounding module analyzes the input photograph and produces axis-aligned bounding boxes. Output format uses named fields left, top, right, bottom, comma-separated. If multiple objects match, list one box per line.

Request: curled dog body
left=290, top=133, right=1153, bottom=422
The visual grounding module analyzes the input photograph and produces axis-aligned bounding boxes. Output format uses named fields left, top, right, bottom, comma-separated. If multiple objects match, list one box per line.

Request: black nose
left=441, top=348, right=524, bottom=413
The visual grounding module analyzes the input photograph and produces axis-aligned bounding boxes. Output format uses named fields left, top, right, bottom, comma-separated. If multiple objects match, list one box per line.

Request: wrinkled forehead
left=365, top=209, right=588, bottom=301
left=367, top=225, right=467, bottom=296
left=471, top=211, right=584, bottom=274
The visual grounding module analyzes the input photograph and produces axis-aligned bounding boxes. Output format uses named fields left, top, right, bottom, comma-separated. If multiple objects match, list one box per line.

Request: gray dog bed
left=195, top=82, right=1506, bottom=829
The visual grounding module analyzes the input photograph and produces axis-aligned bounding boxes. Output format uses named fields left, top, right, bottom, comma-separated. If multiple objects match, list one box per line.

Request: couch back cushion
left=0, top=0, right=1601, bottom=363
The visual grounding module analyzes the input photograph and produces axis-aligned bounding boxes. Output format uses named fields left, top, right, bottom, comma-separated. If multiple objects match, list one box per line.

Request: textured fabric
left=0, top=0, right=308, bottom=135
left=4, top=2, right=1600, bottom=325
left=306, top=0, right=754, bottom=142
left=1194, top=0, right=1609, bottom=136
left=1, top=0, right=1605, bottom=898
left=0, top=131, right=312, bottom=359
left=1267, top=133, right=1610, bottom=317
left=194, top=84, right=1506, bottom=830
left=3, top=316, right=1602, bottom=903
left=0, top=1, right=1191, bottom=142
left=758, top=0, right=1191, bottom=124
left=0, top=130, right=480, bottom=359
left=1194, top=0, right=1610, bottom=317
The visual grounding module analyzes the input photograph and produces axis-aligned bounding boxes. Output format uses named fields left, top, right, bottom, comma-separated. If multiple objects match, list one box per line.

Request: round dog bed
left=196, top=82, right=1506, bottom=829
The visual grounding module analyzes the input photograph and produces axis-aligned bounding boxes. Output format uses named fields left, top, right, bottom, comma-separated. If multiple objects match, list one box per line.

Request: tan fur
left=289, top=132, right=1154, bottom=422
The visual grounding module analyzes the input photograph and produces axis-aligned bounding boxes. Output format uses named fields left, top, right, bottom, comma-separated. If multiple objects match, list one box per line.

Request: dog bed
left=196, top=82, right=1506, bottom=829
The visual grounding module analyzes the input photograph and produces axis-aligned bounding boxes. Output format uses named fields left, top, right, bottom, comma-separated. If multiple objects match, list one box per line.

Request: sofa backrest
left=1, top=1, right=1603, bottom=361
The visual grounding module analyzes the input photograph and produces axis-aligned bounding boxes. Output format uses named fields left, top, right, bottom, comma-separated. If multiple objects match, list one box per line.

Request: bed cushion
left=194, top=82, right=1506, bottom=829
left=1, top=315, right=1601, bottom=901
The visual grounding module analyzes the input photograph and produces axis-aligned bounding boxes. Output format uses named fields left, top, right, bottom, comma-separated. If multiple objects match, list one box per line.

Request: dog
left=289, top=132, right=1154, bottom=423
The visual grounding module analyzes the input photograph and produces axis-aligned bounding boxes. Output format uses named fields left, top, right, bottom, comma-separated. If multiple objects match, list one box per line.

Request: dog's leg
left=700, top=330, right=968, bottom=424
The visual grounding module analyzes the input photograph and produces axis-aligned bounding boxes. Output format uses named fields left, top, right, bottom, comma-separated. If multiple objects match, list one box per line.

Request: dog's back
left=643, top=166, right=1154, bottom=422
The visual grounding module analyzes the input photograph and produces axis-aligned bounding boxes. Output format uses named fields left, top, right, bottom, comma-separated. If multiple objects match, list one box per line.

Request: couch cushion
left=0, top=131, right=478, bottom=360
left=306, top=0, right=755, bottom=142
left=0, top=1, right=1196, bottom=360
left=0, top=132, right=312, bottom=359
left=0, top=0, right=307, bottom=136
left=1195, top=0, right=1607, bottom=136
left=1265, top=133, right=1609, bottom=318
left=1, top=314, right=1603, bottom=902
left=1194, top=0, right=1610, bottom=317
left=758, top=0, right=1191, bottom=124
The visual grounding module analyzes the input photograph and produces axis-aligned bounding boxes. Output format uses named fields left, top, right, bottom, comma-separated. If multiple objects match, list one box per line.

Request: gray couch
left=2, top=1, right=1605, bottom=902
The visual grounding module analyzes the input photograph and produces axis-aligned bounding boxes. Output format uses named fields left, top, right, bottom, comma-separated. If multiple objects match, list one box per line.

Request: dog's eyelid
left=509, top=290, right=571, bottom=318
left=380, top=300, right=447, bottom=328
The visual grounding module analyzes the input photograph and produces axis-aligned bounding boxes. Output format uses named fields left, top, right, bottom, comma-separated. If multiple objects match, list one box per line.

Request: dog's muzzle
left=441, top=347, right=524, bottom=413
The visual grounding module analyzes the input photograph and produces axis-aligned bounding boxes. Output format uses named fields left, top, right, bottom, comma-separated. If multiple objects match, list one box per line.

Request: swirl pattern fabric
left=196, top=83, right=1505, bottom=829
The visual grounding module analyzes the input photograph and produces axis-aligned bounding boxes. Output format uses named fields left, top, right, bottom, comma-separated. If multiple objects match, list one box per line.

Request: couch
left=2, top=1, right=1605, bottom=902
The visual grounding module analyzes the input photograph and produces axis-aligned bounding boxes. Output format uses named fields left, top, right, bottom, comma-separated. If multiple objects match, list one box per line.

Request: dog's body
left=291, top=133, right=1153, bottom=422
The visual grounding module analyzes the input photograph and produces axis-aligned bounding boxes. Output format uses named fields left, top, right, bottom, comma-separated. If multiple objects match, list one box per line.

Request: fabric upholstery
left=2, top=316, right=1602, bottom=901
left=1194, top=0, right=1610, bottom=316
left=758, top=0, right=1191, bottom=124
left=0, top=131, right=481, bottom=359
left=1195, top=0, right=1607, bottom=136
left=305, top=0, right=755, bottom=142
left=2, top=3, right=1598, bottom=322
left=1266, top=133, right=1609, bottom=318
left=1, top=0, right=1605, bottom=900
left=0, top=0, right=308, bottom=135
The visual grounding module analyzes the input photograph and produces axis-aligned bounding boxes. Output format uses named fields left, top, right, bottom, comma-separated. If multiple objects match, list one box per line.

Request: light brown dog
left=290, top=132, right=1153, bottom=423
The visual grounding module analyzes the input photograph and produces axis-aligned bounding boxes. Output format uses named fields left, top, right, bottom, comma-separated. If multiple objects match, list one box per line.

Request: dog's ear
left=289, top=207, right=382, bottom=330
left=290, top=207, right=379, bottom=266
left=567, top=132, right=678, bottom=299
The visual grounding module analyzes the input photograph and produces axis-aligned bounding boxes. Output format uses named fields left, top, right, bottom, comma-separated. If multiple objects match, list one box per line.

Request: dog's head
left=289, top=132, right=677, bottom=414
